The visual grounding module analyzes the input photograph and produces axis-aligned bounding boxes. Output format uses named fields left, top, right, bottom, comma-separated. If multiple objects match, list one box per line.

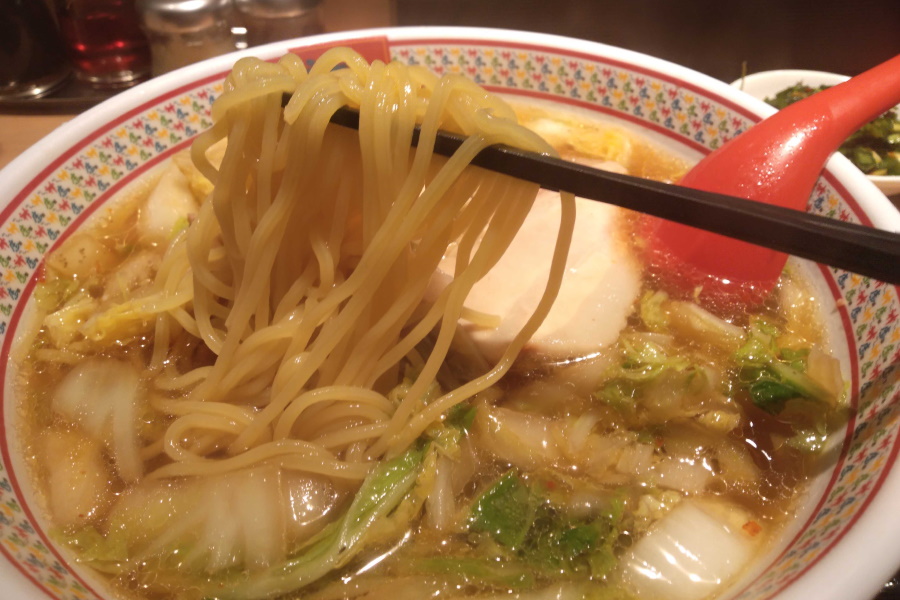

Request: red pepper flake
left=742, top=520, right=762, bottom=537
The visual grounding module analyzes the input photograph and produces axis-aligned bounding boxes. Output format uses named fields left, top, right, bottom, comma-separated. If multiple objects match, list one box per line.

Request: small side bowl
left=731, top=69, right=900, bottom=197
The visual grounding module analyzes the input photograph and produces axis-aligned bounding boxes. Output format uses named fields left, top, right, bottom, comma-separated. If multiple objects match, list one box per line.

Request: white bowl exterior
left=869, top=175, right=900, bottom=197
left=0, top=27, right=899, bottom=600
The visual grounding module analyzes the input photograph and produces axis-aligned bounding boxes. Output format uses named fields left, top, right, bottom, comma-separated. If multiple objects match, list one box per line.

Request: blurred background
left=394, top=0, right=900, bottom=82
left=2, top=0, right=897, bottom=107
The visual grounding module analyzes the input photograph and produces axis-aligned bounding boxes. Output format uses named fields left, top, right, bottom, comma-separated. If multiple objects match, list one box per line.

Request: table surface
left=0, top=113, right=72, bottom=171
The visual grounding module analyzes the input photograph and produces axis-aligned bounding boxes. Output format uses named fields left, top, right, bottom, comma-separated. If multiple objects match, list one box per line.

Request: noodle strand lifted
left=143, top=48, right=576, bottom=482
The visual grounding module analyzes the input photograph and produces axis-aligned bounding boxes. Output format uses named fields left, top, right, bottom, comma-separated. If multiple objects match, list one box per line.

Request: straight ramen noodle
left=16, top=49, right=846, bottom=600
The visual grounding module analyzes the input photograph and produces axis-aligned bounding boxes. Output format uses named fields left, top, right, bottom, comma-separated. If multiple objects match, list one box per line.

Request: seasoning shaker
left=136, top=0, right=236, bottom=76
left=55, top=0, right=151, bottom=88
left=233, top=0, right=323, bottom=47
left=0, top=0, right=71, bottom=99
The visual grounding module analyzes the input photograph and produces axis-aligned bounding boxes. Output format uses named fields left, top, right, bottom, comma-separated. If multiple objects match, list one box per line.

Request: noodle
left=136, top=48, right=576, bottom=480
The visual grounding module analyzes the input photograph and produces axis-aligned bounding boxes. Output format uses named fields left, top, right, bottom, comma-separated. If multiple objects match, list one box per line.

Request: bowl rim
left=1, top=25, right=898, bottom=600
left=731, top=68, right=850, bottom=87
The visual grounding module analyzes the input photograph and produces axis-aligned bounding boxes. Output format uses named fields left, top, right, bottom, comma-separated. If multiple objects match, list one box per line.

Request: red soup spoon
left=644, top=53, right=900, bottom=310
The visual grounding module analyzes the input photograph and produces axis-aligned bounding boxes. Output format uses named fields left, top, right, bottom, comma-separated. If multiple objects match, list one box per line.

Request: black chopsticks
left=321, top=104, right=900, bottom=284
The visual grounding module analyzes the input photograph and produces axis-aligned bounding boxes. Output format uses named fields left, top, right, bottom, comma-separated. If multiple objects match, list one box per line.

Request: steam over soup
left=16, top=50, right=846, bottom=600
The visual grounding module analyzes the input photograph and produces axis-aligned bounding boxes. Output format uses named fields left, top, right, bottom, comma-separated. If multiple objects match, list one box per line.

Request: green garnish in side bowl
left=765, top=83, right=900, bottom=176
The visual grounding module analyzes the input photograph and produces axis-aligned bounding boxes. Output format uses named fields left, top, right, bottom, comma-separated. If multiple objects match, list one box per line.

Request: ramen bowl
left=0, top=27, right=898, bottom=600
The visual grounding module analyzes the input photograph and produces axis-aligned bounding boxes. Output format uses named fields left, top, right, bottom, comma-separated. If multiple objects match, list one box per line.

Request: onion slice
left=620, top=501, right=755, bottom=600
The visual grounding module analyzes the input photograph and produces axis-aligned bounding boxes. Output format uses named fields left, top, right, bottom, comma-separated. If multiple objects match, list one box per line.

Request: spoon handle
left=646, top=54, right=900, bottom=306
left=825, top=53, right=900, bottom=139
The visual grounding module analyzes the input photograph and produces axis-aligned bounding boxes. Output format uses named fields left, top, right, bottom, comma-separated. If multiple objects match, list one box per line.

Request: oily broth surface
left=14, top=104, right=842, bottom=600
left=512, top=101, right=690, bottom=183
left=14, top=164, right=200, bottom=537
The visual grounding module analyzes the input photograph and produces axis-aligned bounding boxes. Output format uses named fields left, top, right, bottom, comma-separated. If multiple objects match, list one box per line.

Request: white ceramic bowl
left=731, top=69, right=900, bottom=197
left=1, top=27, right=899, bottom=600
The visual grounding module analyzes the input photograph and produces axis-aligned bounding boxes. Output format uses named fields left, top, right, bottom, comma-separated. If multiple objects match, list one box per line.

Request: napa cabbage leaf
left=207, top=445, right=426, bottom=599
left=593, top=335, right=697, bottom=415
left=459, top=471, right=626, bottom=582
left=734, top=317, right=831, bottom=414
left=61, top=446, right=427, bottom=599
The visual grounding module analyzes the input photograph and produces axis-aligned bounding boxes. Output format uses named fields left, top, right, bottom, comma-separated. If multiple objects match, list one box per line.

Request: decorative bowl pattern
left=0, top=27, right=897, bottom=600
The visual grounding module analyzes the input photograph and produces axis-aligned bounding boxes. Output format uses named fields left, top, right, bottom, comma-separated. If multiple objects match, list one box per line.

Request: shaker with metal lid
left=233, top=0, right=323, bottom=48
left=136, top=0, right=236, bottom=76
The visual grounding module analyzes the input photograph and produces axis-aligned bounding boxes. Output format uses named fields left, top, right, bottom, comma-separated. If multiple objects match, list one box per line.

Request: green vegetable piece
left=734, top=318, right=830, bottom=413
left=555, top=524, right=598, bottom=560
left=519, top=489, right=625, bottom=578
left=453, top=477, right=628, bottom=589
left=639, top=290, right=669, bottom=332
left=597, top=379, right=639, bottom=414
left=428, top=404, right=474, bottom=456
left=583, top=586, right=639, bottom=600
left=621, top=338, right=689, bottom=376
left=469, top=471, right=539, bottom=549
left=767, top=360, right=830, bottom=402
left=53, top=526, right=129, bottom=566
left=34, top=277, right=80, bottom=312
left=524, top=515, right=618, bottom=578
left=413, top=557, right=535, bottom=589
left=747, top=378, right=800, bottom=412
left=764, top=83, right=826, bottom=109
left=766, top=82, right=900, bottom=174
left=446, top=401, right=477, bottom=432
left=779, top=347, right=809, bottom=371
left=595, top=335, right=694, bottom=415
left=734, top=337, right=771, bottom=365
left=586, top=543, right=618, bottom=579
left=777, top=398, right=832, bottom=452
